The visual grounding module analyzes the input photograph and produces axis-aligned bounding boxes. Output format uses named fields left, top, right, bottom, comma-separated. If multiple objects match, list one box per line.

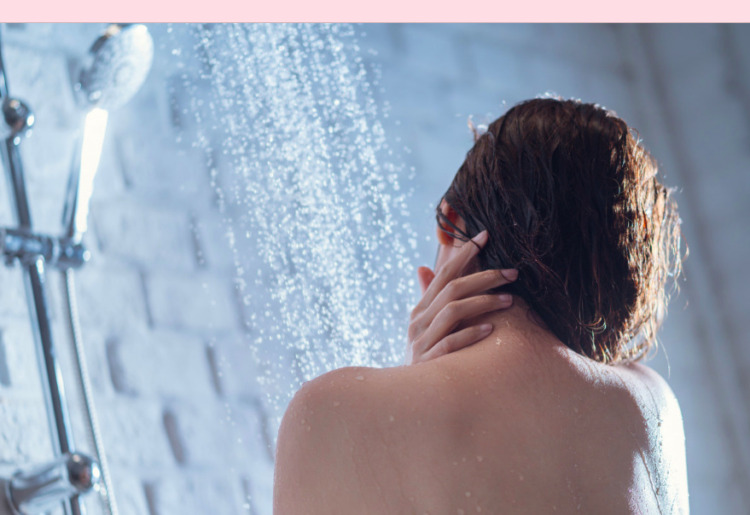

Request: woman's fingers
left=407, top=229, right=521, bottom=365
left=423, top=268, right=517, bottom=323
left=412, top=293, right=513, bottom=355
left=417, top=323, right=494, bottom=363
left=416, top=230, right=488, bottom=311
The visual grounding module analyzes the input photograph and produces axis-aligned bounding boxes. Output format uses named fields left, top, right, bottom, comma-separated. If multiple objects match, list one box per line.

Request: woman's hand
left=405, top=230, right=518, bottom=365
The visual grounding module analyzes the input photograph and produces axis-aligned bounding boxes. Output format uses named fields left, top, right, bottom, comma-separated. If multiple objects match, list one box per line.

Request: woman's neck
left=469, top=296, right=562, bottom=351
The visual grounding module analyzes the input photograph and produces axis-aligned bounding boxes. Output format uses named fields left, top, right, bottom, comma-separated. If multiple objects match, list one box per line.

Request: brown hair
left=437, top=98, right=684, bottom=364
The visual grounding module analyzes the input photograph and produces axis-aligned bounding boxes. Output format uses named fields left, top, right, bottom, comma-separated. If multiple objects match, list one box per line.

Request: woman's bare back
left=387, top=334, right=689, bottom=514
left=274, top=321, right=688, bottom=514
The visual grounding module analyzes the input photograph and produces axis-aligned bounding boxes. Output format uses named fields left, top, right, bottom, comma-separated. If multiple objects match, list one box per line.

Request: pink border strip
left=3, top=0, right=750, bottom=23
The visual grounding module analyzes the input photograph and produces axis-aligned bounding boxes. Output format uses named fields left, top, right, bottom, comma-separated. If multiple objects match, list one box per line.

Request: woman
left=273, top=98, right=688, bottom=514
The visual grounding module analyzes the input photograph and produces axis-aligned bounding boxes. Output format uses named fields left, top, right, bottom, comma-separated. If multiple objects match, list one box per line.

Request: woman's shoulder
left=284, top=362, right=484, bottom=461
left=283, top=365, right=429, bottom=434
left=290, top=363, right=460, bottom=421
left=565, top=356, right=689, bottom=513
left=593, top=358, right=686, bottom=437
left=275, top=364, right=464, bottom=512
left=274, top=365, right=394, bottom=512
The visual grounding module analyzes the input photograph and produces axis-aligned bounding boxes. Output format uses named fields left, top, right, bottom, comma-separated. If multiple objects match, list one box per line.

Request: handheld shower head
left=63, top=24, right=154, bottom=242
left=75, top=24, right=154, bottom=111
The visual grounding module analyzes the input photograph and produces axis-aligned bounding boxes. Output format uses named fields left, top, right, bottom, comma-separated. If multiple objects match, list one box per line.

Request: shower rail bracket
left=0, top=227, right=89, bottom=269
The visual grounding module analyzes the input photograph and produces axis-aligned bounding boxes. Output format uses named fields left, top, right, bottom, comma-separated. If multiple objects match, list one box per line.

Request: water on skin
left=166, top=23, right=418, bottom=434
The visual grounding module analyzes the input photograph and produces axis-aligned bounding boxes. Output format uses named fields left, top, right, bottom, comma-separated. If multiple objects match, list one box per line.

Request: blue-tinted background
left=0, top=24, right=747, bottom=515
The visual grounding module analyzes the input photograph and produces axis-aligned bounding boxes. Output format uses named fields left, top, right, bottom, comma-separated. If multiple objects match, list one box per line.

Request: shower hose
left=62, top=269, right=119, bottom=515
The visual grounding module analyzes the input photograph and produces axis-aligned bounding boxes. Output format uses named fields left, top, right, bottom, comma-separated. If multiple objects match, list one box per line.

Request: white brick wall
left=92, top=202, right=196, bottom=272
left=0, top=268, right=30, bottom=319
left=95, top=398, right=175, bottom=470
left=74, top=263, right=150, bottom=333
left=0, top=318, right=44, bottom=394
left=145, top=271, right=240, bottom=333
left=143, top=473, right=247, bottom=515
left=0, top=397, right=54, bottom=464
left=107, top=330, right=215, bottom=399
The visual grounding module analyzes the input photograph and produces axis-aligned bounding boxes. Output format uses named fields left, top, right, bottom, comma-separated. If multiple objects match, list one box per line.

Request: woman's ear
left=437, top=201, right=461, bottom=246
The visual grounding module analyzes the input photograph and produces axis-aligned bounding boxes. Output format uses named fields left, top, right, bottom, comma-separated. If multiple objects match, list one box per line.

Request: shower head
left=75, top=24, right=154, bottom=111
left=63, top=24, right=153, bottom=242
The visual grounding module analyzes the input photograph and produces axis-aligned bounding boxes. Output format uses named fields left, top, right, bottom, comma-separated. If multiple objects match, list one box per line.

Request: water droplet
left=389, top=415, right=395, bottom=422
left=465, top=491, right=471, bottom=497
left=518, top=473, right=524, bottom=481
left=355, top=375, right=365, bottom=381
left=476, top=455, right=484, bottom=462
left=457, top=510, right=465, bottom=515
left=333, top=401, right=341, bottom=407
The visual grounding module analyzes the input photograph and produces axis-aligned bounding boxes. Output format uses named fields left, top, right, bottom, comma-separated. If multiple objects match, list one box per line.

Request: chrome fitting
left=0, top=228, right=89, bottom=269
left=5, top=452, right=100, bottom=515
left=1, top=97, right=34, bottom=142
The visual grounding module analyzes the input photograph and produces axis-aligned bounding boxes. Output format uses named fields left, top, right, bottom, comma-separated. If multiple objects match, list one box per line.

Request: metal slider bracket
left=0, top=227, right=90, bottom=269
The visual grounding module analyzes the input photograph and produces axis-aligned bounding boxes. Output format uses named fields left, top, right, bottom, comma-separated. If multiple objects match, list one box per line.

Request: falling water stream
left=165, top=23, right=418, bottom=437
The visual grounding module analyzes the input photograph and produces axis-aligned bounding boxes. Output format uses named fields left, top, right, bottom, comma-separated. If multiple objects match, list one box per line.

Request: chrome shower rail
left=0, top=31, right=84, bottom=515
left=1, top=23, right=152, bottom=515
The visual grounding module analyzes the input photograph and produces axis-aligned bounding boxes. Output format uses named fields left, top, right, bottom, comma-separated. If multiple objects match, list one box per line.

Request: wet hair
left=437, top=98, right=684, bottom=364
